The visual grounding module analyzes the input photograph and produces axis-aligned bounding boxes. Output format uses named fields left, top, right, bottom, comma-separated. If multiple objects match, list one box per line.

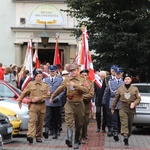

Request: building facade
left=0, top=0, right=77, bottom=67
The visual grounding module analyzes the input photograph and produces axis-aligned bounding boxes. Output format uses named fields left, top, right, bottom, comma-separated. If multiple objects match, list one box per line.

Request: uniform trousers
left=27, top=103, right=46, bottom=139
left=45, top=106, right=60, bottom=133
left=112, top=109, right=120, bottom=133
left=82, top=100, right=90, bottom=138
left=96, top=105, right=107, bottom=130
left=65, top=101, right=85, bottom=143
left=119, top=104, right=135, bottom=137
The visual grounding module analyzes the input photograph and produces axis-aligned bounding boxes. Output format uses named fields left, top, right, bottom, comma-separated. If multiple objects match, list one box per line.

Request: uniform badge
left=70, top=86, right=75, bottom=90
left=124, top=92, right=131, bottom=99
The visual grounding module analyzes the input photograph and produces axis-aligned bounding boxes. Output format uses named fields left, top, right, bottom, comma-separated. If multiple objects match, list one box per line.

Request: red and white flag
left=79, top=28, right=95, bottom=81
left=21, top=76, right=31, bottom=91
left=74, top=28, right=102, bottom=88
left=33, top=49, right=40, bottom=69
left=53, top=34, right=61, bottom=65
left=26, top=39, right=33, bottom=77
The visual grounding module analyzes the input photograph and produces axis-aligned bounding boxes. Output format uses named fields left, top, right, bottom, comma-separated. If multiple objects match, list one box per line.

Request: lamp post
left=40, top=23, right=49, bottom=48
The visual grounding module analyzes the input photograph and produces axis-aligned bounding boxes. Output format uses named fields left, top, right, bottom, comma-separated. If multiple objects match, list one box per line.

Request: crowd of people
left=0, top=62, right=141, bottom=149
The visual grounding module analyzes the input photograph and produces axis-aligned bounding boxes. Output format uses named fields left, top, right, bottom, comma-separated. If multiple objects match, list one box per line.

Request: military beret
left=69, top=65, right=78, bottom=71
left=34, top=70, right=43, bottom=77
left=48, top=65, right=57, bottom=71
left=80, top=69, right=89, bottom=74
left=114, top=67, right=123, bottom=74
left=123, top=73, right=132, bottom=80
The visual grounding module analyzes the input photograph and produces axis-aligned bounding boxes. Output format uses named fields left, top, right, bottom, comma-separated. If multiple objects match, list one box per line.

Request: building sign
left=28, top=4, right=65, bottom=25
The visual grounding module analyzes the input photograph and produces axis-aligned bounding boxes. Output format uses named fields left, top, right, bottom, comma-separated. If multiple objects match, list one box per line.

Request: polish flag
left=74, top=27, right=102, bottom=88
left=26, top=40, right=33, bottom=77
left=53, top=34, right=61, bottom=65
left=33, top=49, right=40, bottom=68
left=21, top=76, right=31, bottom=91
left=80, top=28, right=95, bottom=81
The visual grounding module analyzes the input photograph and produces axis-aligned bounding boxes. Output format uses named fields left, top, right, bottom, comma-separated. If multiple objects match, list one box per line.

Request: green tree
left=63, top=0, right=150, bottom=81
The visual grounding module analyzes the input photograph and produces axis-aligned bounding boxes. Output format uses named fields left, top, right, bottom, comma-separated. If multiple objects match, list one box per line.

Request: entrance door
left=38, top=49, right=54, bottom=65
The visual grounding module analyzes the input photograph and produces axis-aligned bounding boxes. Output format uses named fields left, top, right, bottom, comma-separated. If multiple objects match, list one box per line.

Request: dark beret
left=80, top=69, right=89, bottom=74
left=34, top=70, right=43, bottom=77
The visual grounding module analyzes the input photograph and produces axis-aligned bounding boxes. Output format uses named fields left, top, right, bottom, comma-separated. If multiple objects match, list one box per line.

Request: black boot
left=113, top=132, right=119, bottom=141
left=124, top=136, right=129, bottom=146
left=65, top=129, right=73, bottom=147
left=74, top=129, right=80, bottom=150
left=43, top=127, right=49, bottom=139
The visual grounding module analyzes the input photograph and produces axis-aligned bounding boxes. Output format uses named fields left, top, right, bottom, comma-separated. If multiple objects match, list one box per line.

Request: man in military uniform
left=80, top=69, right=94, bottom=144
left=18, top=71, right=50, bottom=144
left=50, top=65, right=89, bottom=150
left=43, top=65, right=63, bottom=139
left=102, top=67, right=124, bottom=141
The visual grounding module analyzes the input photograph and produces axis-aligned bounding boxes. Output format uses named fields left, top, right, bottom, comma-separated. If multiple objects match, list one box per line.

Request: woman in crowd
left=111, top=73, right=141, bottom=146
left=4, top=67, right=16, bottom=87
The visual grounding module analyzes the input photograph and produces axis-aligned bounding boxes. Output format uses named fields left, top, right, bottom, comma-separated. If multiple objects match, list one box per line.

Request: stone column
left=15, top=44, right=22, bottom=66
left=69, top=45, right=76, bottom=64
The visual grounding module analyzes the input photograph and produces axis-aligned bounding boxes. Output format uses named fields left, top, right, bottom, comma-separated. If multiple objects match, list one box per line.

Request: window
left=135, top=85, right=150, bottom=93
left=0, top=84, right=15, bottom=97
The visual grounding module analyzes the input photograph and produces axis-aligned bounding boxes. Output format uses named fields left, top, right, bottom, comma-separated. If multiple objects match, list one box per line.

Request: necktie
left=118, top=80, right=119, bottom=84
left=51, top=78, right=53, bottom=83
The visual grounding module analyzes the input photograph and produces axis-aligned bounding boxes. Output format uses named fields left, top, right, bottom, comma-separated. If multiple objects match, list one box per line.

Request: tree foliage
left=63, top=0, right=150, bottom=81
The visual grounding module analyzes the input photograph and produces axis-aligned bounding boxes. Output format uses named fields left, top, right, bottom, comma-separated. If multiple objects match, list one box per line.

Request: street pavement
left=2, top=120, right=150, bottom=150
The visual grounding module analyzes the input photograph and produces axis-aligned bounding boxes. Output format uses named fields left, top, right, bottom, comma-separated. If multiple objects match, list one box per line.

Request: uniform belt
left=74, top=95, right=82, bottom=98
left=31, top=101, right=45, bottom=104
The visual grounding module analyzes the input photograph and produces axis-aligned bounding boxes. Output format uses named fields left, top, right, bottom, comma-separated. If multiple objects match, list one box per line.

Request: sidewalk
left=3, top=121, right=150, bottom=150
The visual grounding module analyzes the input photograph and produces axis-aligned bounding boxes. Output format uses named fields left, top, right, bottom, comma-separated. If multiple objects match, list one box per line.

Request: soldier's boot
left=74, top=130, right=80, bottom=150
left=65, top=129, right=73, bottom=147
left=124, top=136, right=129, bottom=146
left=43, top=127, right=49, bottom=139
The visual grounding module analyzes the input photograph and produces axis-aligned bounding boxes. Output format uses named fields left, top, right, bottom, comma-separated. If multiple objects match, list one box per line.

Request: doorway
left=38, top=49, right=54, bottom=65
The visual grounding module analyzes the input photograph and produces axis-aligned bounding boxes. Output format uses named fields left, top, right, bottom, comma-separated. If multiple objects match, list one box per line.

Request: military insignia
left=70, top=86, right=75, bottom=90
left=124, top=92, right=131, bottom=99
left=83, top=81, right=88, bottom=86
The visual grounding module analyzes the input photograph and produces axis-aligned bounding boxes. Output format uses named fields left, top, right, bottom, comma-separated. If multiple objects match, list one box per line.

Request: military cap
left=48, top=65, right=57, bottom=71
left=69, top=65, right=78, bottom=71
left=110, top=65, right=118, bottom=70
left=34, top=70, right=43, bottom=77
left=114, top=67, right=123, bottom=74
left=80, top=69, right=89, bottom=74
